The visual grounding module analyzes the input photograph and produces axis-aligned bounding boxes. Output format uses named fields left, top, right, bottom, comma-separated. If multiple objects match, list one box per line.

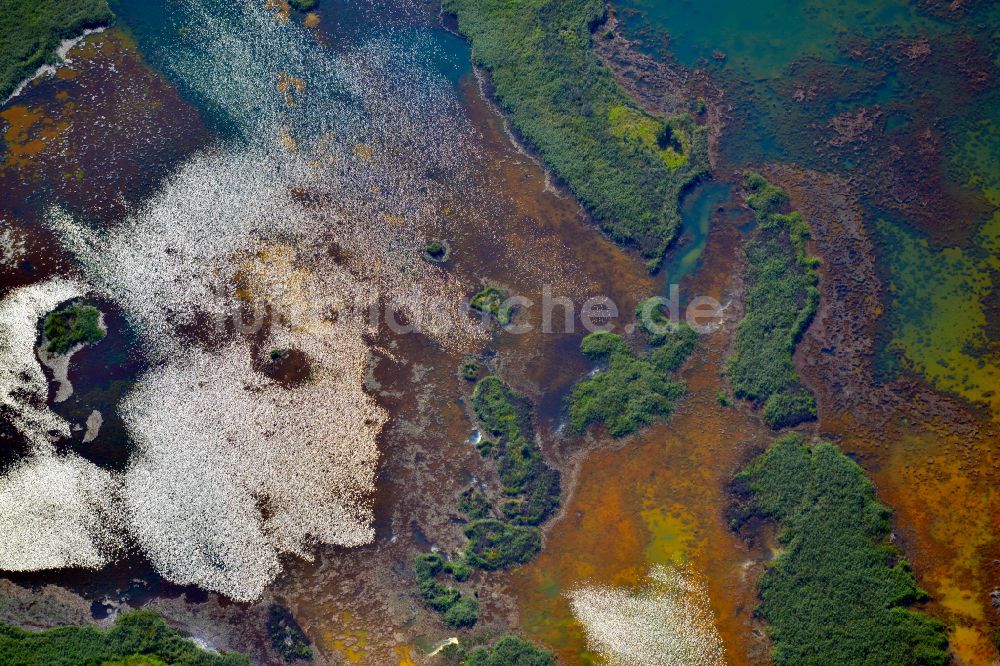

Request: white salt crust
left=0, top=0, right=486, bottom=600
left=568, top=566, right=728, bottom=666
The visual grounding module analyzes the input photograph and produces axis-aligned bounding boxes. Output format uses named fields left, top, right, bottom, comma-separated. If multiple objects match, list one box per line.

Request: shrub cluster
left=43, top=304, right=105, bottom=354
left=568, top=303, right=697, bottom=437
left=464, top=634, right=556, bottom=665
left=443, top=0, right=708, bottom=270
left=469, top=286, right=513, bottom=325
left=0, top=611, right=248, bottom=665
left=471, top=376, right=560, bottom=526
left=726, top=173, right=819, bottom=429
left=1, top=0, right=114, bottom=101
left=414, top=552, right=479, bottom=628
left=266, top=604, right=312, bottom=663
left=731, top=434, right=949, bottom=666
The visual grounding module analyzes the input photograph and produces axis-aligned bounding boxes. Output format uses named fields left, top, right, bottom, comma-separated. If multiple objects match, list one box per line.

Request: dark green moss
left=470, top=286, right=513, bottom=325
left=443, top=0, right=708, bottom=270
left=463, top=519, right=541, bottom=571
left=464, top=634, right=556, bottom=665
left=0, top=0, right=114, bottom=101
left=43, top=304, right=105, bottom=354
left=726, top=173, right=818, bottom=429
left=0, top=611, right=248, bottom=666
left=733, top=434, right=949, bottom=666
left=567, top=322, right=695, bottom=437
left=288, top=0, right=317, bottom=11
left=266, top=605, right=312, bottom=663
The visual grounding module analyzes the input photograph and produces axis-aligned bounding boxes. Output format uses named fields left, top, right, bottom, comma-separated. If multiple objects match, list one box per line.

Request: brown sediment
left=510, top=185, right=775, bottom=665
left=764, top=163, right=1000, bottom=665
left=262, top=73, right=658, bottom=663
left=0, top=28, right=212, bottom=232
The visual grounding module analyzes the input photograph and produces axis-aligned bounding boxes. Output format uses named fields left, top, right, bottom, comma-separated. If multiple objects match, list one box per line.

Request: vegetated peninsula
left=444, top=0, right=708, bottom=270
left=0, top=611, right=249, bottom=665
left=730, top=434, right=949, bottom=666
left=0, top=0, right=114, bottom=100
left=726, top=173, right=819, bottom=429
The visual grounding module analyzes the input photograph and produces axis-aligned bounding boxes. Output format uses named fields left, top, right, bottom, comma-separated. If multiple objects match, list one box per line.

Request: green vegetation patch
left=731, top=434, right=949, bottom=666
left=288, top=0, right=317, bottom=11
left=266, top=604, right=312, bottom=663
left=471, top=376, right=560, bottom=526
left=0, top=610, right=248, bottom=666
left=444, top=0, right=708, bottom=269
left=726, top=173, right=818, bottom=429
left=470, top=286, right=513, bottom=325
left=464, top=634, right=556, bottom=665
left=463, top=519, right=541, bottom=571
left=415, top=552, right=479, bottom=628
left=43, top=304, right=105, bottom=354
left=568, top=302, right=697, bottom=437
left=0, top=0, right=114, bottom=101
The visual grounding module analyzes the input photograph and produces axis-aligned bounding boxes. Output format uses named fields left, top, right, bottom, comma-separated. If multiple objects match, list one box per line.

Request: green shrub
left=762, top=392, right=816, bottom=429
left=442, top=596, right=479, bottom=629
left=471, top=377, right=560, bottom=525
left=444, top=0, right=708, bottom=270
left=288, top=0, right=317, bottom=11
left=0, top=611, right=248, bottom=665
left=462, top=361, right=480, bottom=381
left=463, top=519, right=541, bottom=570
left=459, top=487, right=492, bottom=520
left=43, top=304, right=105, bottom=354
left=470, top=286, right=513, bottom=325
left=266, top=605, right=312, bottom=663
left=733, top=434, right=949, bottom=666
left=0, top=0, right=114, bottom=101
left=464, top=635, right=556, bottom=665
left=568, top=324, right=694, bottom=437
left=726, top=174, right=818, bottom=429
left=415, top=553, right=478, bottom=626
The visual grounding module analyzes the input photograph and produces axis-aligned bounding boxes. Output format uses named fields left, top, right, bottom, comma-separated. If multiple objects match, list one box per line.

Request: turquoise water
left=616, top=0, right=939, bottom=78
left=662, top=180, right=731, bottom=287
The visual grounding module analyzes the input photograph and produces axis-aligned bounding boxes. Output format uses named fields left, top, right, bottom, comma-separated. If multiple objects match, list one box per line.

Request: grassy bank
left=443, top=0, right=708, bottom=270
left=731, top=434, right=949, bottom=666
left=1, top=0, right=114, bottom=101
left=726, top=173, right=818, bottom=428
left=0, top=611, right=248, bottom=665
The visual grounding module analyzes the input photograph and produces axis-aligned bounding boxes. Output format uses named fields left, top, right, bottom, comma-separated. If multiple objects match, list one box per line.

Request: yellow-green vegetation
left=443, top=0, right=708, bottom=269
left=568, top=300, right=697, bottom=437
left=471, top=376, right=560, bottom=527
left=0, top=611, right=248, bottom=665
left=731, top=434, right=949, bottom=666
left=43, top=304, right=105, bottom=354
left=0, top=0, right=114, bottom=100
left=470, top=286, right=513, bottom=325
left=414, top=552, right=479, bottom=628
left=727, top=173, right=818, bottom=429
left=879, top=115, right=1000, bottom=417
left=463, top=634, right=556, bottom=665
left=266, top=604, right=312, bottom=663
